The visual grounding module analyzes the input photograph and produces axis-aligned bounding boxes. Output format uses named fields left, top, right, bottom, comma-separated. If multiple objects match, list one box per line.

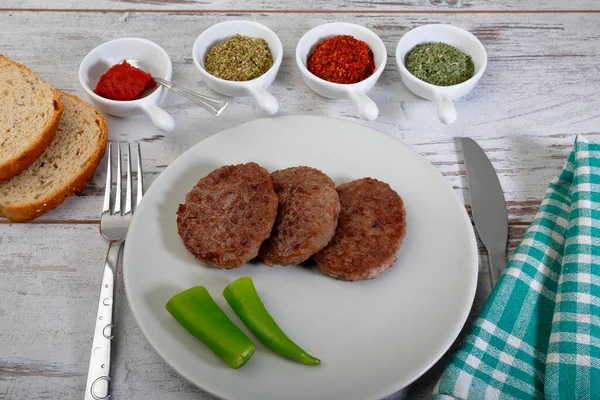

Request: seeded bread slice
left=0, top=55, right=64, bottom=181
left=0, top=91, right=108, bottom=222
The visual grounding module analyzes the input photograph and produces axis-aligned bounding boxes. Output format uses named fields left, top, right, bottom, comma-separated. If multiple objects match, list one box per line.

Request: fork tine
left=136, top=142, right=144, bottom=207
left=102, top=143, right=112, bottom=214
left=124, top=143, right=133, bottom=216
left=113, top=143, right=122, bottom=215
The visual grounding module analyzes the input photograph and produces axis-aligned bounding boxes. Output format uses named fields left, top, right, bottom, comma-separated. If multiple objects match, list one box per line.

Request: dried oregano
left=205, top=34, right=274, bottom=81
left=405, top=42, right=475, bottom=86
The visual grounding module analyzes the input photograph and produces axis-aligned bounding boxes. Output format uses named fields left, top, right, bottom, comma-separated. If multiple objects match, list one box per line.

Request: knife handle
left=488, top=249, right=508, bottom=288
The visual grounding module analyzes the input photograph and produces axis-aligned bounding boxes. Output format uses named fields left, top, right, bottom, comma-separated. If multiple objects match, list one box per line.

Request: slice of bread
left=0, top=91, right=108, bottom=222
left=0, top=55, right=64, bottom=181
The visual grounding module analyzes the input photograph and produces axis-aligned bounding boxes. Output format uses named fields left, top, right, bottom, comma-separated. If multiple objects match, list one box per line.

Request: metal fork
left=85, top=142, right=144, bottom=400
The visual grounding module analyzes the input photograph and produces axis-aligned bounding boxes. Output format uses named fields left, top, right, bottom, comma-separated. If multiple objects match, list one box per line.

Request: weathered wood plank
left=3, top=0, right=599, bottom=11
left=0, top=224, right=211, bottom=399
left=1, top=7, right=596, bottom=400
left=0, top=221, right=514, bottom=399
left=1, top=11, right=598, bottom=224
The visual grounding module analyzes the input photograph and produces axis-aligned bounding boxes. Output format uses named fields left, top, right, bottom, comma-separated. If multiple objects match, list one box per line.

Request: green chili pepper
left=166, top=286, right=256, bottom=369
left=223, top=276, right=320, bottom=366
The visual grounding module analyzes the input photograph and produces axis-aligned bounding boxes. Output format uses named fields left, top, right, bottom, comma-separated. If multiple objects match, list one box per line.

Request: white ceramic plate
left=123, top=116, right=478, bottom=400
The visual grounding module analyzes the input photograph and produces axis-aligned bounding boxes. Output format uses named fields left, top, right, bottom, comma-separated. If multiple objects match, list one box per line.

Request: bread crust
left=0, top=55, right=64, bottom=182
left=0, top=91, right=108, bottom=222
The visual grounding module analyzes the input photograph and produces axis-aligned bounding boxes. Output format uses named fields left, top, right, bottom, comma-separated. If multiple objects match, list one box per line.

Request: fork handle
left=85, top=240, right=122, bottom=400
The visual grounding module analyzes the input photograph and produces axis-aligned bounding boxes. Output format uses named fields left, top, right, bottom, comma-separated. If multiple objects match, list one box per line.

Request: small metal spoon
left=127, top=59, right=228, bottom=117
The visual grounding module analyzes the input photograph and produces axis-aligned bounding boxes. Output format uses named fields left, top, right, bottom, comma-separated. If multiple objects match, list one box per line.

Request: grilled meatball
left=313, top=178, right=406, bottom=281
left=260, top=166, right=340, bottom=266
left=177, top=162, right=278, bottom=269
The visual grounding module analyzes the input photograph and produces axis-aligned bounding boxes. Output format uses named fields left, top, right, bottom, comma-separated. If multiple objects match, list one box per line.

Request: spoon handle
left=154, top=77, right=228, bottom=117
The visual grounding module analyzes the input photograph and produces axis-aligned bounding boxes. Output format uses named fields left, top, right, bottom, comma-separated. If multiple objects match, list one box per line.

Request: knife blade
left=461, top=137, right=509, bottom=287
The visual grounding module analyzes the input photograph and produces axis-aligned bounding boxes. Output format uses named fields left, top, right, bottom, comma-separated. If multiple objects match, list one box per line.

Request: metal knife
left=461, top=138, right=509, bottom=287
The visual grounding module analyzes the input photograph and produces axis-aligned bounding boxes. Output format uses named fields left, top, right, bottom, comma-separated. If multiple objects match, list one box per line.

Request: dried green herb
left=404, top=42, right=475, bottom=86
left=205, top=34, right=274, bottom=81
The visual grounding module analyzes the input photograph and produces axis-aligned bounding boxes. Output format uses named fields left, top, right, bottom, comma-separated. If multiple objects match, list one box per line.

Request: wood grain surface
left=0, top=3, right=599, bottom=400
left=3, top=0, right=600, bottom=11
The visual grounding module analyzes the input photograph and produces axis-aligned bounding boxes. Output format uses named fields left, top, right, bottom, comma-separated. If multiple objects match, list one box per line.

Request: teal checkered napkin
left=433, top=136, right=600, bottom=400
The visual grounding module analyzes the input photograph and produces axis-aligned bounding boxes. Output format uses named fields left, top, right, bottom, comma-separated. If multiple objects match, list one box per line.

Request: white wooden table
left=1, top=1, right=599, bottom=399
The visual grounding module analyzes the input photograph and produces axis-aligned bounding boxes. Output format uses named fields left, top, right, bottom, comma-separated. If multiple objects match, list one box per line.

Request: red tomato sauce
left=94, top=60, right=157, bottom=101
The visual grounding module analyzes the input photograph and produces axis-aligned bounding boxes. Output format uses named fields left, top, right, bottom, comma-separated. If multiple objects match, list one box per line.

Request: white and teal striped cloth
left=434, top=136, right=600, bottom=400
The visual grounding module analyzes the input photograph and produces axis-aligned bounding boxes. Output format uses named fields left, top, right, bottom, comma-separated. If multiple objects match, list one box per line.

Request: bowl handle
left=435, top=94, right=457, bottom=125
left=247, top=87, right=279, bottom=115
left=140, top=104, right=175, bottom=132
left=348, top=91, right=378, bottom=121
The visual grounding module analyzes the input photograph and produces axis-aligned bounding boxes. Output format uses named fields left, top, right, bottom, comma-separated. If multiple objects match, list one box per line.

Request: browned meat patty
left=176, top=162, right=278, bottom=269
left=313, top=178, right=406, bottom=281
left=260, top=166, right=340, bottom=266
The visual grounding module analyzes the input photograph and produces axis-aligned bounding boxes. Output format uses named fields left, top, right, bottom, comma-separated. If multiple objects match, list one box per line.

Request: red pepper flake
left=307, top=35, right=376, bottom=84
left=94, top=60, right=157, bottom=101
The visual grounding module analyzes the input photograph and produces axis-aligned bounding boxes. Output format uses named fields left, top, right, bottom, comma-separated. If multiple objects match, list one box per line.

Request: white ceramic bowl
left=396, top=24, right=487, bottom=125
left=79, top=38, right=175, bottom=132
left=296, top=23, right=387, bottom=121
left=192, top=20, right=283, bottom=115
